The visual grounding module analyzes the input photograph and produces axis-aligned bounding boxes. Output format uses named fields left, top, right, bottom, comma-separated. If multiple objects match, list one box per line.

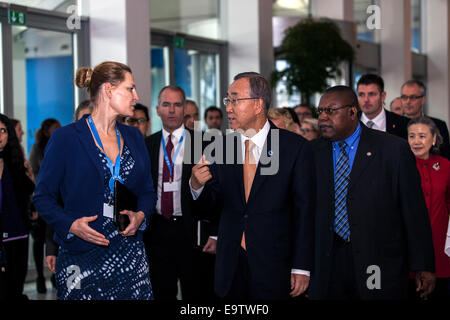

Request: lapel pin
left=268, top=150, right=273, bottom=156
left=367, top=152, right=372, bottom=157
left=392, top=124, right=396, bottom=129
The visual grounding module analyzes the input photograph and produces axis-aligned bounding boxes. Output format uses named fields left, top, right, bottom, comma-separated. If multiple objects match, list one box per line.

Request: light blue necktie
left=334, top=141, right=351, bottom=241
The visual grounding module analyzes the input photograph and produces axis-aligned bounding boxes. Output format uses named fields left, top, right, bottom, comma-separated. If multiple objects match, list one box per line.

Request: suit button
left=244, top=214, right=248, bottom=218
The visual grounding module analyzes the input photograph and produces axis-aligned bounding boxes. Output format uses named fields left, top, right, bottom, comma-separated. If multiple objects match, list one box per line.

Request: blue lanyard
left=161, top=129, right=185, bottom=181
left=88, top=115, right=123, bottom=197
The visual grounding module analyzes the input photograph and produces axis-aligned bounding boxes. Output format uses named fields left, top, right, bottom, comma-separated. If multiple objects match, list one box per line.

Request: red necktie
left=161, top=134, right=174, bottom=219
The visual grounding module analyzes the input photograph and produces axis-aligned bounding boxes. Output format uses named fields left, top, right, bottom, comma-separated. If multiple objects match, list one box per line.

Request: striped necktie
left=334, top=141, right=351, bottom=241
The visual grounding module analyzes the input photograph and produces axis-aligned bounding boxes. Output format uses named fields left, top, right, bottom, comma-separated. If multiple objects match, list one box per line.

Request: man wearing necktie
left=143, top=85, right=217, bottom=300
left=190, top=72, right=315, bottom=300
left=310, top=85, right=436, bottom=300
left=357, top=74, right=409, bottom=140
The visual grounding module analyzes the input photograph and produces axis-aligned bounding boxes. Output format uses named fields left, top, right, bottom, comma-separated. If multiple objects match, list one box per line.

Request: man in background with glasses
left=123, top=103, right=150, bottom=137
left=401, top=80, right=450, bottom=159
left=310, top=85, right=435, bottom=300
left=190, top=72, right=315, bottom=300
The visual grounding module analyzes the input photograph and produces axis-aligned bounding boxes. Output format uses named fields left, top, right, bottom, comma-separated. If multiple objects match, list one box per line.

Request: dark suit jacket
left=144, top=129, right=217, bottom=247
left=33, top=114, right=157, bottom=253
left=385, top=109, right=409, bottom=140
left=194, top=121, right=316, bottom=299
left=310, top=124, right=435, bottom=300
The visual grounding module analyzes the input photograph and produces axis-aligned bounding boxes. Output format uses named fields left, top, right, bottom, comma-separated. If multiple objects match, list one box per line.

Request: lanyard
left=161, top=129, right=185, bottom=181
left=88, top=115, right=123, bottom=197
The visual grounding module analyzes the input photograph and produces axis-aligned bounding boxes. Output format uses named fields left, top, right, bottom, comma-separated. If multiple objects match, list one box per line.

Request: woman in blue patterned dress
left=32, top=61, right=157, bottom=300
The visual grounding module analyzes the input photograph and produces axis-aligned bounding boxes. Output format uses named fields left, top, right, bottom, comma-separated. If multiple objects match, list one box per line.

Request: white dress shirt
left=156, top=125, right=186, bottom=216
left=191, top=120, right=309, bottom=276
left=361, top=109, right=387, bottom=132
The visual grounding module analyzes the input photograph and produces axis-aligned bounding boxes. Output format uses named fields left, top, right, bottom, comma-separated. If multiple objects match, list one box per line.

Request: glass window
left=1, top=0, right=77, bottom=13
left=150, top=45, right=169, bottom=134
left=274, top=60, right=301, bottom=108
left=273, top=0, right=310, bottom=17
left=150, top=46, right=219, bottom=133
left=150, top=0, right=220, bottom=40
left=411, top=0, right=421, bottom=52
left=354, top=0, right=376, bottom=42
left=12, top=26, right=74, bottom=155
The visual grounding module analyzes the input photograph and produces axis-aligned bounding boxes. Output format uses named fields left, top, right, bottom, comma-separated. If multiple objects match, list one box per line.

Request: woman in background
left=408, top=116, right=450, bottom=300
left=299, top=118, right=320, bottom=141
left=0, top=114, right=34, bottom=300
left=28, top=118, right=61, bottom=294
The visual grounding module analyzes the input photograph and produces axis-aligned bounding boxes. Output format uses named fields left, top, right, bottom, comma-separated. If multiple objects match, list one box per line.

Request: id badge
left=163, top=181, right=178, bottom=192
left=103, top=203, right=114, bottom=219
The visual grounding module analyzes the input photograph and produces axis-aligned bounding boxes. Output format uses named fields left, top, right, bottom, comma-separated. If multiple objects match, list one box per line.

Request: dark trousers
left=31, top=217, right=46, bottom=279
left=224, top=247, right=250, bottom=300
left=1, top=238, right=29, bottom=300
left=145, top=214, right=195, bottom=300
left=192, top=248, right=218, bottom=301
left=224, top=247, right=291, bottom=300
left=326, top=234, right=360, bottom=300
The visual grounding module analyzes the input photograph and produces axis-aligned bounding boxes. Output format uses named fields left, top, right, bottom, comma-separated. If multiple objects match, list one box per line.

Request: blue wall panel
left=26, top=56, right=74, bottom=154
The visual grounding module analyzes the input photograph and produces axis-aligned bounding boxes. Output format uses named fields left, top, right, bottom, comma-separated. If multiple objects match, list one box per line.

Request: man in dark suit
left=143, top=85, right=217, bottom=300
left=310, top=85, right=435, bottom=300
left=357, top=74, right=409, bottom=139
left=190, top=72, right=315, bottom=300
left=401, top=79, right=450, bottom=159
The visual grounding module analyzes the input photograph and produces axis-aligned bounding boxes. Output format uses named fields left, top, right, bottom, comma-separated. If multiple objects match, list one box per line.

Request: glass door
left=12, top=26, right=74, bottom=155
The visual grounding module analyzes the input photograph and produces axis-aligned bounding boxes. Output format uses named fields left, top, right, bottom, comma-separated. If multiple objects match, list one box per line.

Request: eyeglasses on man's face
left=124, top=117, right=146, bottom=125
left=400, top=95, right=424, bottom=101
left=223, top=97, right=260, bottom=106
left=317, top=105, right=353, bottom=115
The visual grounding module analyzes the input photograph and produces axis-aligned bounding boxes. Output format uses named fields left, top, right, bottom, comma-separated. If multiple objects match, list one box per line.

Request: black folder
left=113, top=180, right=137, bottom=232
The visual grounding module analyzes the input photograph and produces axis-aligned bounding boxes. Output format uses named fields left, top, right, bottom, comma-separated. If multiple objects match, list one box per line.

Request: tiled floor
left=23, top=278, right=57, bottom=300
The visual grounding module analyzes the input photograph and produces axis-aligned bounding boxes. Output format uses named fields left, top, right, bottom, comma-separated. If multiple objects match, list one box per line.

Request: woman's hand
left=119, top=210, right=145, bottom=237
left=69, top=215, right=110, bottom=246
left=45, top=255, right=57, bottom=274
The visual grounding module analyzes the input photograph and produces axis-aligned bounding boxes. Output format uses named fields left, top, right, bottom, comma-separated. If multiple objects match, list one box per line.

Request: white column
left=84, top=0, right=151, bottom=107
left=379, top=0, right=412, bottom=105
left=312, top=0, right=354, bottom=21
left=425, top=0, right=450, bottom=124
left=220, top=0, right=274, bottom=83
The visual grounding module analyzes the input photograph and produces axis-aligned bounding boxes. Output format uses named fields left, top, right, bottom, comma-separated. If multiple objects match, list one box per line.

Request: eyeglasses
left=124, top=117, right=146, bottom=125
left=223, top=97, right=260, bottom=106
left=0, top=128, right=7, bottom=134
left=317, top=105, right=353, bottom=115
left=400, top=95, right=424, bottom=101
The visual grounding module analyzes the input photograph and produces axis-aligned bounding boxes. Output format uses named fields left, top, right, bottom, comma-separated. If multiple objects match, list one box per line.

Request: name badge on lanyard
left=162, top=129, right=185, bottom=193
left=88, top=116, right=124, bottom=218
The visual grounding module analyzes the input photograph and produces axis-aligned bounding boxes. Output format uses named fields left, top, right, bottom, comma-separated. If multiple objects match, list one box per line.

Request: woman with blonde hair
left=33, top=61, right=157, bottom=300
left=268, top=107, right=301, bottom=134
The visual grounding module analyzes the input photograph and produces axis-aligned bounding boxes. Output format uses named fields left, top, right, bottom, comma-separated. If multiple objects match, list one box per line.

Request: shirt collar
left=361, top=108, right=386, bottom=129
left=162, top=125, right=185, bottom=142
left=240, top=120, right=271, bottom=150
left=333, top=123, right=362, bottom=150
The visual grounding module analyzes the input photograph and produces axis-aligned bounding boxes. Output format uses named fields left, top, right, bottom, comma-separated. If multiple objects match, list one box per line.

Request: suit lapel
left=348, top=125, right=376, bottom=192
left=75, top=115, right=104, bottom=179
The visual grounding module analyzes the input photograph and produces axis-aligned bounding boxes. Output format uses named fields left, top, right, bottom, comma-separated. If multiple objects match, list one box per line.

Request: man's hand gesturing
left=191, top=155, right=212, bottom=190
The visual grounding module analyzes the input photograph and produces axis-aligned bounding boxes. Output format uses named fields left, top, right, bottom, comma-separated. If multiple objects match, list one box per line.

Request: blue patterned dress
left=54, top=145, right=153, bottom=300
